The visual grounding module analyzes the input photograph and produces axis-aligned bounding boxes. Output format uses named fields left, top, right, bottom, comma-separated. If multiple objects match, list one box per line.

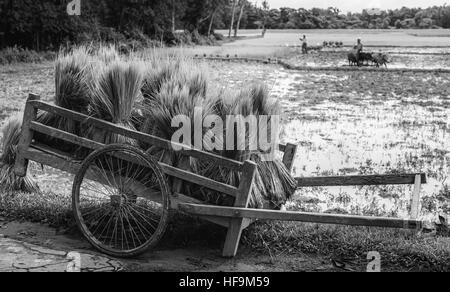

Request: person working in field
left=355, top=38, right=363, bottom=60
left=300, top=35, right=308, bottom=54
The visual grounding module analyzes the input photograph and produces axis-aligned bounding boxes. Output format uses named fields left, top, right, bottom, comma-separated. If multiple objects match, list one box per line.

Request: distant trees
left=216, top=4, right=450, bottom=30
left=0, top=1, right=449, bottom=50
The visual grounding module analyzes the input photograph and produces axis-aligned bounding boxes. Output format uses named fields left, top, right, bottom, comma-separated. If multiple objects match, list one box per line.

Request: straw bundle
left=34, top=47, right=93, bottom=152
left=140, top=59, right=211, bottom=165
left=193, top=83, right=296, bottom=209
left=0, top=115, right=39, bottom=193
left=87, top=60, right=145, bottom=145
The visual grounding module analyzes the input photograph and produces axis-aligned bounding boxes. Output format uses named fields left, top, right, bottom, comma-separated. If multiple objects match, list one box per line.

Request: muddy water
left=272, top=69, right=450, bottom=219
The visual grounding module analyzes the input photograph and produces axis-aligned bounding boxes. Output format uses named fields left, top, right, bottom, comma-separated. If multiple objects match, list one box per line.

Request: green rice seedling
left=87, top=59, right=145, bottom=145
left=0, top=115, right=39, bottom=193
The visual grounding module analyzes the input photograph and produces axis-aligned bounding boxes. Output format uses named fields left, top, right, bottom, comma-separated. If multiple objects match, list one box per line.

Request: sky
left=264, top=0, right=448, bottom=13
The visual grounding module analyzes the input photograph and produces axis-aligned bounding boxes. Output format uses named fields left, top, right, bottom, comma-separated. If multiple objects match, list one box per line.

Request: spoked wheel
left=72, top=144, right=170, bottom=258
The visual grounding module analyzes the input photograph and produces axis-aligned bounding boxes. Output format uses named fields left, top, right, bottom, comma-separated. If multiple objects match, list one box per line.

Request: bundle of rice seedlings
left=141, top=54, right=208, bottom=102
left=0, top=115, right=39, bottom=193
left=140, top=79, right=214, bottom=166
left=35, top=47, right=93, bottom=152
left=139, top=54, right=210, bottom=164
left=193, top=83, right=296, bottom=209
left=87, top=60, right=145, bottom=145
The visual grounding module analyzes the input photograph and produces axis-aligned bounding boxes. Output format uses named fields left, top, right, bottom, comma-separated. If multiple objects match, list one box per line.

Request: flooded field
left=285, top=49, right=450, bottom=69
left=207, top=60, right=450, bottom=220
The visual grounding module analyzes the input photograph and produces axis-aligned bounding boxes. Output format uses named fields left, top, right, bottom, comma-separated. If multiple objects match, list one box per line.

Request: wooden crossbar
left=296, top=174, right=427, bottom=187
left=179, top=203, right=422, bottom=230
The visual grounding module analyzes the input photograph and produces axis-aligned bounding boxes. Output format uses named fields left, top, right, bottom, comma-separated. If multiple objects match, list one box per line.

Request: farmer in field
left=355, top=37, right=363, bottom=61
left=300, top=35, right=308, bottom=54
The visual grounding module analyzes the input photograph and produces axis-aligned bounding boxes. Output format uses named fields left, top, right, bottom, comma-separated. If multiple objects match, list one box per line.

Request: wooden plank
left=30, top=121, right=105, bottom=150
left=14, top=94, right=40, bottom=177
left=29, top=100, right=244, bottom=171
left=160, top=164, right=238, bottom=197
left=179, top=204, right=423, bottom=230
left=171, top=156, right=190, bottom=194
left=28, top=123, right=239, bottom=197
left=222, top=161, right=257, bottom=257
left=296, top=173, right=427, bottom=187
left=410, top=175, right=422, bottom=220
left=282, top=143, right=298, bottom=172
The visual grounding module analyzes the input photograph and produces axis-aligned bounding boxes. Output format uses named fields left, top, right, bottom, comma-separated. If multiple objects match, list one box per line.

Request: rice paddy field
left=0, top=30, right=450, bottom=271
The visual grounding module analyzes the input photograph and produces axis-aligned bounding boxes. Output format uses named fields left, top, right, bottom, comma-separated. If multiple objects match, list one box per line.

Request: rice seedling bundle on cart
left=6, top=47, right=427, bottom=258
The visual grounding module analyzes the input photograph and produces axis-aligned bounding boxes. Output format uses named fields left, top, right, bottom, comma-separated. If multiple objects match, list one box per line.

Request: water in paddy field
left=272, top=68, right=450, bottom=220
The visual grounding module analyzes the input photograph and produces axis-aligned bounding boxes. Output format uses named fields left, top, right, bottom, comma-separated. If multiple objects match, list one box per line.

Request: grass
left=0, top=46, right=56, bottom=65
left=243, top=221, right=450, bottom=272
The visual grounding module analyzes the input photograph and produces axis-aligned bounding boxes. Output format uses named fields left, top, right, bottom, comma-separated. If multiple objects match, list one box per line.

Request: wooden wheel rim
left=72, top=144, right=170, bottom=258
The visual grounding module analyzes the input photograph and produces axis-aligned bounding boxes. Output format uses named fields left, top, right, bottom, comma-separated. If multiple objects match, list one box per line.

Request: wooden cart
left=14, top=94, right=426, bottom=258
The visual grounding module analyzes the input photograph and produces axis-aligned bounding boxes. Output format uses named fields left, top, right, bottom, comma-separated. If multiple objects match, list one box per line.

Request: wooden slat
left=29, top=122, right=239, bottom=197
left=282, top=143, right=297, bottom=172
left=296, top=173, right=427, bottom=187
left=160, top=163, right=238, bottom=197
left=222, top=161, right=257, bottom=257
left=179, top=204, right=423, bottom=230
left=29, top=100, right=244, bottom=171
left=14, top=94, right=40, bottom=177
left=30, top=121, right=105, bottom=150
left=410, top=175, right=422, bottom=219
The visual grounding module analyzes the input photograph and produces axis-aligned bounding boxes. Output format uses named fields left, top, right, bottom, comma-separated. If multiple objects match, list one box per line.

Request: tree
left=234, top=0, right=247, bottom=37
left=228, top=0, right=238, bottom=37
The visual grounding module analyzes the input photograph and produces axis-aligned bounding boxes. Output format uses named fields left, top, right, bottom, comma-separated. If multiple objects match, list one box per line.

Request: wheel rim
left=73, top=145, right=169, bottom=257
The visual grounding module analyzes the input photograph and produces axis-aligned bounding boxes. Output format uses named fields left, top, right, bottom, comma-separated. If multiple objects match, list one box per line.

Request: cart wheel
left=72, top=144, right=170, bottom=258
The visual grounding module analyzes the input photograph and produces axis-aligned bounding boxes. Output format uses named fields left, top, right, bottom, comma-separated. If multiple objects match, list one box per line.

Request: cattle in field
left=372, top=53, right=389, bottom=68
left=348, top=51, right=359, bottom=66
left=359, top=52, right=374, bottom=65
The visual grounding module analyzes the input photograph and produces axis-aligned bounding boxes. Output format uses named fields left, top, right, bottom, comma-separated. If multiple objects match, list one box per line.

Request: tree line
left=0, top=0, right=449, bottom=51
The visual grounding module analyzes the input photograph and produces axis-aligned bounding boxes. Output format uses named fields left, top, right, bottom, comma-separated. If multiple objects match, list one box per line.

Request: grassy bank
left=0, top=47, right=56, bottom=65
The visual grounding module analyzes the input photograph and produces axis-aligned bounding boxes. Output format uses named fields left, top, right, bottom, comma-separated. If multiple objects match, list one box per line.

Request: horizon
left=264, top=0, right=448, bottom=13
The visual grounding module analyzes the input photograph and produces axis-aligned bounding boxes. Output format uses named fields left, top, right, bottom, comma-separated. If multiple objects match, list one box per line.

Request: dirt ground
left=0, top=220, right=348, bottom=272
